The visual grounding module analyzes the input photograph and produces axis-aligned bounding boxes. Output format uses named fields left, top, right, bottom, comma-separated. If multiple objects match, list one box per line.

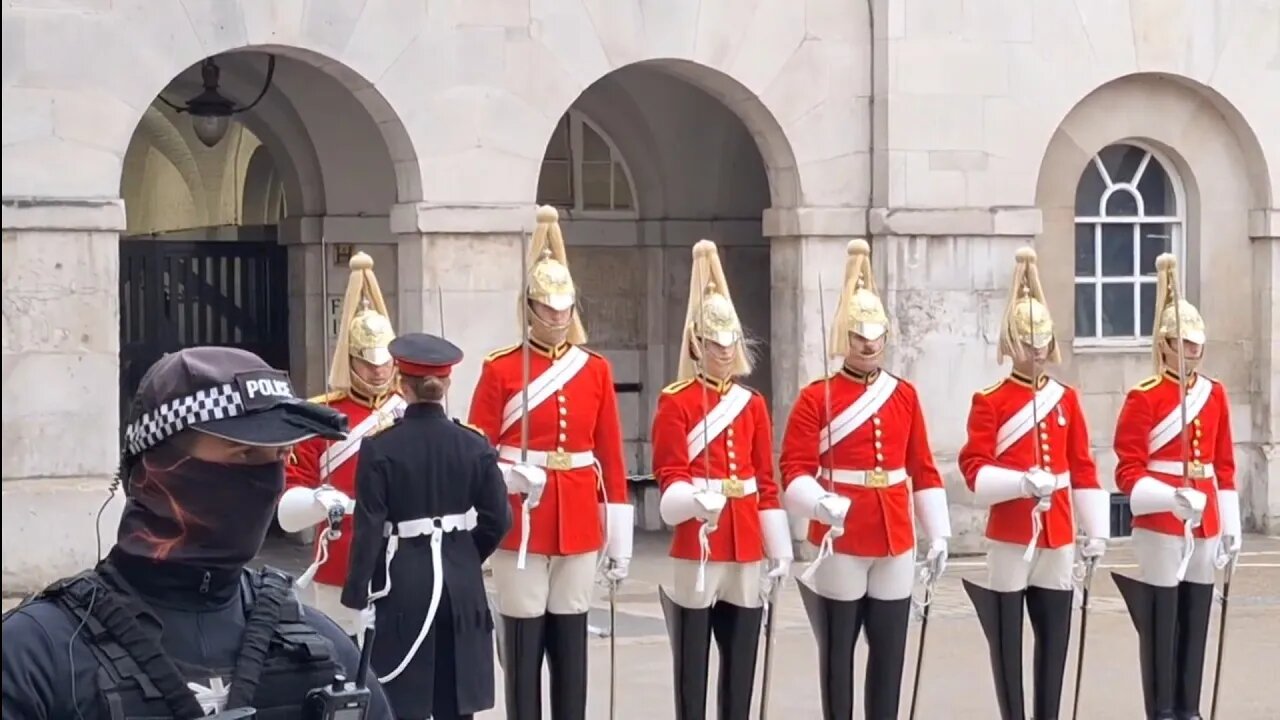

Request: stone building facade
left=3, top=0, right=1278, bottom=592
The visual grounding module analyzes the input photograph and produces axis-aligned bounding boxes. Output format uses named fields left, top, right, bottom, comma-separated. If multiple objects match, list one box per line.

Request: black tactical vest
left=33, top=563, right=340, bottom=719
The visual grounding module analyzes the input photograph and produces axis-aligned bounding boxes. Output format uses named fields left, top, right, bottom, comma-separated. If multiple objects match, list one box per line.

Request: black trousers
left=402, top=588, right=471, bottom=720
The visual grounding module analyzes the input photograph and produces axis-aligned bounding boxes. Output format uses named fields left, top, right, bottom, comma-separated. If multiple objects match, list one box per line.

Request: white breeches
left=667, top=559, right=764, bottom=609
left=802, top=544, right=915, bottom=601
left=1132, top=528, right=1221, bottom=587
left=490, top=549, right=599, bottom=617
left=986, top=541, right=1076, bottom=592
left=301, top=581, right=361, bottom=636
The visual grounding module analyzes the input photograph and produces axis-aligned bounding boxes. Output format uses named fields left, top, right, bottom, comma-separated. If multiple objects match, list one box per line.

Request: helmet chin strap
left=1161, top=337, right=1201, bottom=376
left=351, top=366, right=395, bottom=399
left=527, top=301, right=573, bottom=345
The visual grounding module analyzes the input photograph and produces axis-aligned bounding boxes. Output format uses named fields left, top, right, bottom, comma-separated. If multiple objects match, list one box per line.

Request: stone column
left=2, top=199, right=127, bottom=593
left=1249, top=209, right=1280, bottom=533
left=392, top=204, right=530, bottom=418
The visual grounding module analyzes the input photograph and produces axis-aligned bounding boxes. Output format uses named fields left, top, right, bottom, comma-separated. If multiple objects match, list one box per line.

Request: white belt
left=368, top=510, right=476, bottom=685
left=1147, top=460, right=1216, bottom=478
left=1023, top=471, right=1071, bottom=562
left=821, top=467, right=908, bottom=488
left=692, top=476, right=758, bottom=498
left=498, top=445, right=597, bottom=471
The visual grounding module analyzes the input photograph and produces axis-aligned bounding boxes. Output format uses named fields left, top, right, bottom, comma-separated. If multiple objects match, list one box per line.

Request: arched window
left=537, top=110, right=637, bottom=216
left=1073, top=143, right=1185, bottom=344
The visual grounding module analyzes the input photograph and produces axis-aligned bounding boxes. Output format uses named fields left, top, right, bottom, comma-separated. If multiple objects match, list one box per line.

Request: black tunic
left=341, top=401, right=512, bottom=718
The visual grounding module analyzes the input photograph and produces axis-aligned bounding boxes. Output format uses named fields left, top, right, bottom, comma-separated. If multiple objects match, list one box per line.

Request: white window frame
left=539, top=110, right=639, bottom=220
left=1072, top=141, right=1186, bottom=352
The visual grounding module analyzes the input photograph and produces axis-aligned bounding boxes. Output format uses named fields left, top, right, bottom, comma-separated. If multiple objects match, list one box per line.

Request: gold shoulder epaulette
left=307, top=389, right=347, bottom=405
left=1133, top=375, right=1162, bottom=392
left=662, top=379, right=694, bottom=395
left=979, top=379, right=1005, bottom=396
left=580, top=346, right=604, bottom=359
left=485, top=344, right=520, bottom=362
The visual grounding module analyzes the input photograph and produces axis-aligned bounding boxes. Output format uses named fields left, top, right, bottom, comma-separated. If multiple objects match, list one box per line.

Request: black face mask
left=116, top=443, right=285, bottom=570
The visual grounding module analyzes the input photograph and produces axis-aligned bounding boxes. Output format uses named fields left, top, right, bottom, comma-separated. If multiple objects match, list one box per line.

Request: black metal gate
left=119, top=239, right=290, bottom=426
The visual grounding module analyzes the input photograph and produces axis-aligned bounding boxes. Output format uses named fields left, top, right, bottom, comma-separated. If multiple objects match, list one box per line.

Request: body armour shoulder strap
left=37, top=565, right=339, bottom=720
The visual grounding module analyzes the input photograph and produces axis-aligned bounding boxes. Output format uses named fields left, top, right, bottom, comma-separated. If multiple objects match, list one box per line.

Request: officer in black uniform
left=342, top=332, right=513, bottom=720
left=1, top=346, right=394, bottom=719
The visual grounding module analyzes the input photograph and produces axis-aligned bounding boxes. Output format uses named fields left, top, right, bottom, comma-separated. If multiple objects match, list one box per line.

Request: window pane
left=1099, top=144, right=1147, bottom=185
left=1139, top=224, right=1174, bottom=276
left=1139, top=281, right=1158, bottom=336
left=582, top=122, right=610, bottom=162
left=1075, top=284, right=1097, bottom=338
left=1074, top=224, right=1096, bottom=276
left=1100, top=224, right=1134, bottom=276
left=1075, top=161, right=1107, bottom=215
left=1104, top=189, right=1139, bottom=216
left=613, top=164, right=633, bottom=209
left=544, top=116, right=570, bottom=162
left=537, top=160, right=572, bottom=207
left=1137, top=156, right=1176, bottom=216
left=1101, top=283, right=1136, bottom=336
left=581, top=161, right=612, bottom=210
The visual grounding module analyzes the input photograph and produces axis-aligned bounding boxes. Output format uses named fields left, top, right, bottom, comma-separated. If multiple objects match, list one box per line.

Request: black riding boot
left=1174, top=581, right=1214, bottom=720
left=963, top=580, right=1026, bottom=720
left=660, top=588, right=714, bottom=720
left=710, top=600, right=764, bottom=720
left=863, top=597, right=911, bottom=720
left=1113, top=574, right=1179, bottom=719
left=798, top=583, right=864, bottom=720
left=501, top=615, right=547, bottom=720
left=1026, top=587, right=1073, bottom=720
left=545, top=612, right=588, bottom=720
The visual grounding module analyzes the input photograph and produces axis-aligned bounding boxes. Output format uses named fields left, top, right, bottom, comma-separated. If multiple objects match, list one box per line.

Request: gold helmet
left=677, top=240, right=753, bottom=381
left=829, top=239, right=889, bottom=357
left=520, top=205, right=587, bottom=345
left=1152, top=253, right=1206, bottom=373
left=998, top=246, right=1060, bottom=365
left=330, top=251, right=396, bottom=393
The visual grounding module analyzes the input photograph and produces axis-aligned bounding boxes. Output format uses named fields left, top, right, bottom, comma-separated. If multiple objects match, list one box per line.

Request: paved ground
left=253, top=531, right=1280, bottom=720
left=6, top=533, right=1277, bottom=718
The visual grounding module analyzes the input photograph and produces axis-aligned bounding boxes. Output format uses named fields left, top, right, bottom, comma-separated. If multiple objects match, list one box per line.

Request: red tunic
left=285, top=390, right=403, bottom=587
left=466, top=340, right=628, bottom=557
left=1113, top=371, right=1236, bottom=538
left=651, top=375, right=779, bottom=563
left=958, top=373, right=1099, bottom=550
left=779, top=369, right=944, bottom=557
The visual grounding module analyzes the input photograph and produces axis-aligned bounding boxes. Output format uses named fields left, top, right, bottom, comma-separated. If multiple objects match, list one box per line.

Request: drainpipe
left=865, top=0, right=877, bottom=243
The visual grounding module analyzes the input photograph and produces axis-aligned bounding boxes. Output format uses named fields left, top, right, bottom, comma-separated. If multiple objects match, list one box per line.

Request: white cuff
left=759, top=508, right=794, bottom=561
left=660, top=481, right=700, bottom=526
left=784, top=474, right=826, bottom=521
left=1217, top=489, right=1241, bottom=538
left=1072, top=488, right=1111, bottom=539
left=912, top=487, right=952, bottom=540
left=1129, top=477, right=1178, bottom=516
left=973, top=466, right=1026, bottom=506
left=602, top=503, right=635, bottom=560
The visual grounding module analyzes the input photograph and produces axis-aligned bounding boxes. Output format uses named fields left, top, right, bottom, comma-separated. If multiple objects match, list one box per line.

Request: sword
left=757, top=581, right=779, bottom=720
left=907, top=564, right=936, bottom=720
left=437, top=284, right=449, bottom=414
left=609, top=577, right=619, bottom=720
left=1169, top=264, right=1199, bottom=581
left=1209, top=552, right=1237, bottom=720
left=1070, top=555, right=1099, bottom=720
left=519, top=230, right=531, bottom=465
left=1024, top=278, right=1051, bottom=562
left=798, top=273, right=840, bottom=587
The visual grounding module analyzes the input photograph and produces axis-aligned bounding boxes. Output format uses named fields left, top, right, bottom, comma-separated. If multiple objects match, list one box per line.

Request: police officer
left=342, top=333, right=513, bottom=720
left=1, top=346, right=394, bottom=719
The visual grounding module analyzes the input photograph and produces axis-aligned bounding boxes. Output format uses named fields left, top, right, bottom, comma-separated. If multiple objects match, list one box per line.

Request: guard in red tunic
left=283, top=251, right=407, bottom=641
left=652, top=240, right=792, bottom=720
left=467, top=206, right=631, bottom=720
left=1111, top=253, right=1240, bottom=720
left=958, top=247, right=1109, bottom=720
left=780, top=239, right=951, bottom=720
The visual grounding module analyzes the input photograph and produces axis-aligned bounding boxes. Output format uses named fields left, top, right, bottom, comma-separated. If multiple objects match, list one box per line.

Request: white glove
left=761, top=558, right=791, bottom=597
left=604, top=557, right=630, bottom=582
left=359, top=605, right=376, bottom=633
left=505, top=463, right=547, bottom=507
left=815, top=494, right=851, bottom=528
left=1220, top=534, right=1241, bottom=557
left=925, top=538, right=948, bottom=578
left=1078, top=537, right=1106, bottom=559
left=1021, top=468, right=1057, bottom=499
left=692, top=491, right=727, bottom=524
left=1173, top=487, right=1207, bottom=522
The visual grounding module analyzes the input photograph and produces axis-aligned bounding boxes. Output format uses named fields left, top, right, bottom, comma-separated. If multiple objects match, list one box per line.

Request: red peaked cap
left=389, top=333, right=464, bottom=378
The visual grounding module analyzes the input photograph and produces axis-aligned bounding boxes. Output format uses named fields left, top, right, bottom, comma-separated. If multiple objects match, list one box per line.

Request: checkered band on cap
left=123, top=383, right=246, bottom=457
